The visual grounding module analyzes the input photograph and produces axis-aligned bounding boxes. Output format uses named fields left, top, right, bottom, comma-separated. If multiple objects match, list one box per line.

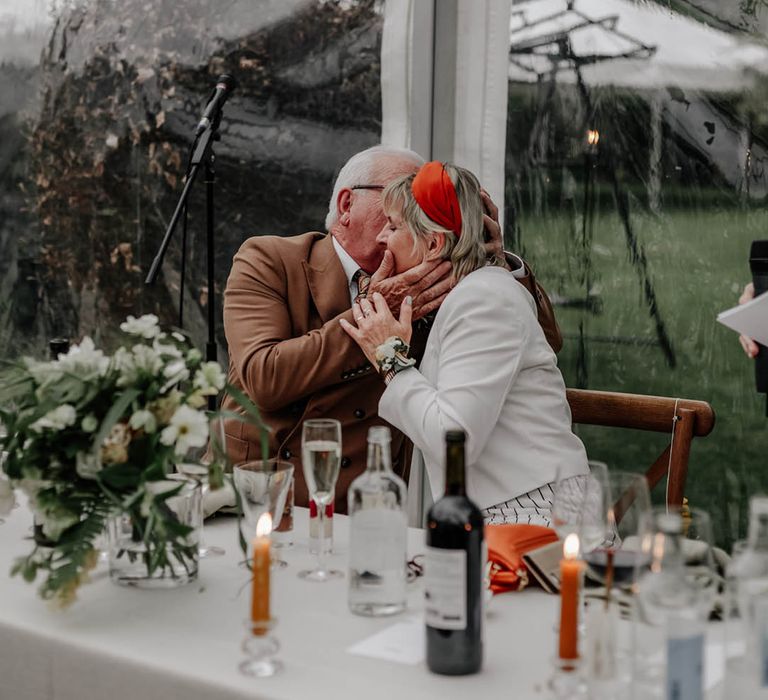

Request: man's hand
left=480, top=189, right=509, bottom=270
left=369, top=250, right=453, bottom=320
left=739, top=282, right=759, bottom=358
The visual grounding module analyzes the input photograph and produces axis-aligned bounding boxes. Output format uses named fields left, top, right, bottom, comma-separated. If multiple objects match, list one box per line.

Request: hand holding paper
left=717, top=287, right=768, bottom=349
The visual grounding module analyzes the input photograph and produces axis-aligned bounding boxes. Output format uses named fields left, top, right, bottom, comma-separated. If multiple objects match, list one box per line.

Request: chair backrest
left=566, top=389, right=716, bottom=508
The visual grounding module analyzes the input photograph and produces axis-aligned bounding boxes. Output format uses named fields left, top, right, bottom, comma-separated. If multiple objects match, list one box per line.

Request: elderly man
left=221, top=145, right=561, bottom=513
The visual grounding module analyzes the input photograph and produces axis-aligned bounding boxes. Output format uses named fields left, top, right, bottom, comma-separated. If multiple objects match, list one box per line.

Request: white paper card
left=346, top=618, right=425, bottom=665
left=717, top=292, right=768, bottom=346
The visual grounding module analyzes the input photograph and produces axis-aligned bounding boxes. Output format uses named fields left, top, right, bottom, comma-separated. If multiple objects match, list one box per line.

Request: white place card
left=346, top=617, right=425, bottom=665
left=717, top=292, right=768, bottom=346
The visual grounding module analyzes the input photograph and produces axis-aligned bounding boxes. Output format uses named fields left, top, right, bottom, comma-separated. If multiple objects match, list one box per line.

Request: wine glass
left=583, top=471, right=652, bottom=590
left=233, top=460, right=294, bottom=568
left=552, top=461, right=610, bottom=553
left=299, top=419, right=342, bottom=582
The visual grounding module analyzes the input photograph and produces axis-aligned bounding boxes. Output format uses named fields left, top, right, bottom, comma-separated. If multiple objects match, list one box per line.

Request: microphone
left=750, top=239, right=768, bottom=412
left=194, top=74, right=237, bottom=136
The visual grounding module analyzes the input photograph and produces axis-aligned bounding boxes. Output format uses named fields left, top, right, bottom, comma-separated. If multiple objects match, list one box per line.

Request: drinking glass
left=272, top=474, right=294, bottom=548
left=177, top=414, right=229, bottom=558
left=233, top=460, right=294, bottom=568
left=299, top=419, right=342, bottom=582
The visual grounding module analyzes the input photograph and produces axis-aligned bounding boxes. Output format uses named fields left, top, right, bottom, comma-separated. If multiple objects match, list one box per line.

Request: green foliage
left=0, top=315, right=234, bottom=607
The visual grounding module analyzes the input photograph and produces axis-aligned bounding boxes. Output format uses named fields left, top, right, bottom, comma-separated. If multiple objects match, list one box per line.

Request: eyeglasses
left=351, top=185, right=385, bottom=191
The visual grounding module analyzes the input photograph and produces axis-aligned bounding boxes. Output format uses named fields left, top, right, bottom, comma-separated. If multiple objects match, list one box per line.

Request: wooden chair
left=566, top=389, right=716, bottom=509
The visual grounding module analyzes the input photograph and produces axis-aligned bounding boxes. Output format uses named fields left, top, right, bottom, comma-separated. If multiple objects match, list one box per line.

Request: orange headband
left=411, top=161, right=462, bottom=237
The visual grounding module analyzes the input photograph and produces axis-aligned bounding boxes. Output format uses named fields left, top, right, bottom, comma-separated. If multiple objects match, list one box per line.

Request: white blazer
left=378, top=266, right=588, bottom=525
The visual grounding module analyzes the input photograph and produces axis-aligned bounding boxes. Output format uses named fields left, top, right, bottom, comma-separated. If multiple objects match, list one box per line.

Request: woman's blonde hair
left=382, top=163, right=498, bottom=282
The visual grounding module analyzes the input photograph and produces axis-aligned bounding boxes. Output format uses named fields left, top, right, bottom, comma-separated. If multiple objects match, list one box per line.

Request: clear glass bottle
left=347, top=426, right=407, bottom=616
left=726, top=496, right=768, bottom=697
left=636, top=512, right=705, bottom=700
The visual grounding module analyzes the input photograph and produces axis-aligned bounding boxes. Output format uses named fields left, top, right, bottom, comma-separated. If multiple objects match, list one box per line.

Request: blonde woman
left=340, top=161, right=588, bottom=526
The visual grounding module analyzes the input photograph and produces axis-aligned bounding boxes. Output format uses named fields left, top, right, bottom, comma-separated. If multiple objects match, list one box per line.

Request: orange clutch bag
left=485, top=523, right=559, bottom=593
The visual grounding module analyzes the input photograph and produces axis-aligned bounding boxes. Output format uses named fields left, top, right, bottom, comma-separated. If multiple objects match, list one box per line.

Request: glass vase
left=107, top=479, right=201, bottom=588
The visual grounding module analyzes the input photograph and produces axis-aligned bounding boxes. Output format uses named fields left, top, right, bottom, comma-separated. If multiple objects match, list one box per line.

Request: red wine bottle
left=424, top=430, right=484, bottom=675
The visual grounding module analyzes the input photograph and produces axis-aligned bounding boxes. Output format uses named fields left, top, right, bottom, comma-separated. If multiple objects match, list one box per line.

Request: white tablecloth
left=0, top=499, right=565, bottom=700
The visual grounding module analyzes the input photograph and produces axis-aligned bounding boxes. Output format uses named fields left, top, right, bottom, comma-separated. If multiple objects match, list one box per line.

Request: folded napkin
left=202, top=480, right=237, bottom=519
left=485, top=523, right=559, bottom=594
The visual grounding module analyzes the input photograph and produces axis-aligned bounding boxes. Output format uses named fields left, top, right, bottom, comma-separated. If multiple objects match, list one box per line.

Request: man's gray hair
left=324, top=145, right=424, bottom=231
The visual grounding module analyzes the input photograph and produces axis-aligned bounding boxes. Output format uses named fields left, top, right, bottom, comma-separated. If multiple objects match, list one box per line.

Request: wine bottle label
left=666, top=633, right=704, bottom=700
left=424, top=546, right=467, bottom=630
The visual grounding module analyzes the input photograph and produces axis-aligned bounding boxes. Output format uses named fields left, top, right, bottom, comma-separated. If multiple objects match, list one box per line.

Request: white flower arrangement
left=0, top=315, right=235, bottom=608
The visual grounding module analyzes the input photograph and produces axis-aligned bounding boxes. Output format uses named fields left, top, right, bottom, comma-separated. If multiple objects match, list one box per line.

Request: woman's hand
left=339, top=292, right=413, bottom=369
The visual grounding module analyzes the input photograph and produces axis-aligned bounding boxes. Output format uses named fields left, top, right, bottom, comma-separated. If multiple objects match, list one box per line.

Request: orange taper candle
left=251, top=512, right=272, bottom=631
left=558, top=533, right=583, bottom=661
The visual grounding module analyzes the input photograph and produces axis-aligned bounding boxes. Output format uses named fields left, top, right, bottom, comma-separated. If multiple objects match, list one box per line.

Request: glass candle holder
left=240, top=618, right=283, bottom=678
left=548, top=655, right=587, bottom=699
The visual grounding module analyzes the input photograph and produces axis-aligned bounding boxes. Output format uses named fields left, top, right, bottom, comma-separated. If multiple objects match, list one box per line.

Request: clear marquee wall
left=1, top=0, right=767, bottom=546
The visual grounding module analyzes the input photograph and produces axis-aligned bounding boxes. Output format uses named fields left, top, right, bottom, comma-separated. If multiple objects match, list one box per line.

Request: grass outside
left=518, top=205, right=768, bottom=547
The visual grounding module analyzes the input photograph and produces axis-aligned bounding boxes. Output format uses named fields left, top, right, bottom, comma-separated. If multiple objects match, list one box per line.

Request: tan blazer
left=221, top=232, right=562, bottom=513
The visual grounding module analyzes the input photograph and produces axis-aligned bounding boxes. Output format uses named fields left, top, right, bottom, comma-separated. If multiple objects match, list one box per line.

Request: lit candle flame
left=256, top=512, right=272, bottom=538
left=563, top=533, right=580, bottom=560
left=587, top=129, right=600, bottom=146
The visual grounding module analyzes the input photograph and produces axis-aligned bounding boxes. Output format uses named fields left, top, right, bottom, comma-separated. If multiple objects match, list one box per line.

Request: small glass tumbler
left=272, top=475, right=294, bottom=549
left=240, top=618, right=283, bottom=678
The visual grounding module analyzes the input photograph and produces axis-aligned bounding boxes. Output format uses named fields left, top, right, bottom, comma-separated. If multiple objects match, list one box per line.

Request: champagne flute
left=299, top=419, right=342, bottom=582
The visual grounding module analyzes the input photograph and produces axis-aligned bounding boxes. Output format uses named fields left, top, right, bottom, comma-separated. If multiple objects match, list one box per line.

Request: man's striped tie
left=353, top=269, right=371, bottom=304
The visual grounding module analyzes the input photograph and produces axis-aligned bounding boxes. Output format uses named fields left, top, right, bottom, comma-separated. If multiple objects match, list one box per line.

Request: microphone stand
left=145, top=113, right=223, bottom=411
